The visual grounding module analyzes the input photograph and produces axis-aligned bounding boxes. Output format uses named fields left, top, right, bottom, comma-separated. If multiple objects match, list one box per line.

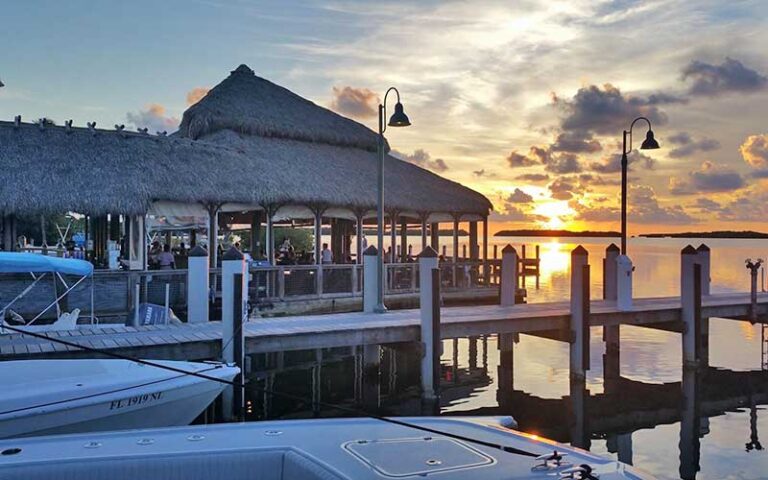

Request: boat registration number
left=109, top=392, right=163, bottom=410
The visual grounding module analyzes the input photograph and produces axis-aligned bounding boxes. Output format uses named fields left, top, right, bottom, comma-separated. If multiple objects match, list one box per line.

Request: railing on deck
left=0, top=260, right=499, bottom=320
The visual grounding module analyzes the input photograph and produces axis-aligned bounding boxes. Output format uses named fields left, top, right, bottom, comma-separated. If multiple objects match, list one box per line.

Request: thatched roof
left=0, top=64, right=492, bottom=219
left=177, top=64, right=384, bottom=152
left=0, top=121, right=490, bottom=217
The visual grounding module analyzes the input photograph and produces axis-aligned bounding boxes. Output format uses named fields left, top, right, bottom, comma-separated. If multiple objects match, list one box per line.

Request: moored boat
left=0, top=359, right=239, bottom=439
left=0, top=416, right=655, bottom=479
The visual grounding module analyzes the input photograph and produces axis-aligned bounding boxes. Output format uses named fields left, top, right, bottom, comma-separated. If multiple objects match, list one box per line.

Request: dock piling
left=418, top=247, right=440, bottom=403
left=696, top=244, right=711, bottom=296
left=187, top=245, right=209, bottom=323
left=681, top=245, right=701, bottom=367
left=500, top=245, right=518, bottom=307
left=221, top=246, right=247, bottom=421
left=570, top=246, right=590, bottom=381
left=362, top=246, right=378, bottom=313
left=603, top=244, right=620, bottom=381
left=232, top=272, right=245, bottom=421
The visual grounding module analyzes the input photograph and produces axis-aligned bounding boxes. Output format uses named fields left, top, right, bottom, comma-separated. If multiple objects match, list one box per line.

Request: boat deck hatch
left=344, top=437, right=495, bottom=477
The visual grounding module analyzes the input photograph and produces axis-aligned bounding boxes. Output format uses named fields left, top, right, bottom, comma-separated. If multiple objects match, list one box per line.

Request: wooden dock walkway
left=1, top=292, right=767, bottom=361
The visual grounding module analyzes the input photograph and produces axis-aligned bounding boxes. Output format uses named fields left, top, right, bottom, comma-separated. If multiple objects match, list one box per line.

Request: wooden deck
left=1, top=292, right=767, bottom=361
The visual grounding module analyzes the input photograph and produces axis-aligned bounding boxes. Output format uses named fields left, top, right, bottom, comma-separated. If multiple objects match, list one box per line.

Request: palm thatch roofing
left=178, top=64, right=384, bottom=152
left=0, top=65, right=492, bottom=220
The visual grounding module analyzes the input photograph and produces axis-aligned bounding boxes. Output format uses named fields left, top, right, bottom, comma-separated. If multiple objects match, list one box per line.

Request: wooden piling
left=500, top=245, right=518, bottom=307
left=681, top=245, right=701, bottom=367
left=570, top=246, right=590, bottom=381
left=418, top=247, right=440, bottom=402
left=233, top=273, right=245, bottom=421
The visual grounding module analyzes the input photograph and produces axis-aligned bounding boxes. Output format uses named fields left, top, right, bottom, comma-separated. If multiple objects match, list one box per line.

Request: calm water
left=238, top=237, right=768, bottom=480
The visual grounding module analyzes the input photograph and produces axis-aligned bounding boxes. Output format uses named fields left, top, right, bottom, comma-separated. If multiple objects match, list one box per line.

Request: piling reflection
left=236, top=335, right=768, bottom=479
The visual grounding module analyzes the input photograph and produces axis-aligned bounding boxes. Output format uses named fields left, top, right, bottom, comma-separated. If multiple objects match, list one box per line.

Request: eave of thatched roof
left=176, top=64, right=384, bottom=152
left=0, top=122, right=491, bottom=217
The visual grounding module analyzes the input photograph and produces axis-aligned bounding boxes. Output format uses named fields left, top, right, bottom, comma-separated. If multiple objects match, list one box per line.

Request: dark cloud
left=692, top=197, right=722, bottom=211
left=506, top=150, right=538, bottom=168
left=589, top=151, right=655, bottom=173
left=668, top=161, right=744, bottom=195
left=629, top=185, right=696, bottom=224
left=579, top=173, right=621, bottom=186
left=682, top=57, right=768, bottom=96
left=555, top=83, right=683, bottom=135
left=668, top=137, right=720, bottom=158
left=125, top=103, right=179, bottom=133
left=507, top=188, right=533, bottom=203
left=490, top=205, right=547, bottom=223
left=750, top=169, right=768, bottom=179
left=330, top=86, right=379, bottom=118
left=740, top=134, right=768, bottom=169
left=667, top=131, right=692, bottom=145
left=548, top=177, right=579, bottom=200
left=543, top=152, right=582, bottom=174
left=573, top=204, right=619, bottom=223
left=515, top=173, right=550, bottom=183
left=550, top=131, right=602, bottom=154
left=391, top=149, right=449, bottom=173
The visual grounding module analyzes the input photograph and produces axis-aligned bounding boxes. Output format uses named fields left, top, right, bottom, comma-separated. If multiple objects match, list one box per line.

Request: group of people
left=148, top=241, right=186, bottom=270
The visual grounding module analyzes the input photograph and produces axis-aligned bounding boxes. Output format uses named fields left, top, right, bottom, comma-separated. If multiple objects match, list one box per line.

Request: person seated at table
left=157, top=244, right=176, bottom=270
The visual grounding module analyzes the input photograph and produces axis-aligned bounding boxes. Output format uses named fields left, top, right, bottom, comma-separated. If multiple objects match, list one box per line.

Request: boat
left=0, top=252, right=96, bottom=332
left=0, top=359, right=239, bottom=439
left=0, top=416, right=655, bottom=479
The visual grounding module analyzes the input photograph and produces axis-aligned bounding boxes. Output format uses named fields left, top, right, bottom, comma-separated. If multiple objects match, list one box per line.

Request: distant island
left=495, top=229, right=620, bottom=238
left=639, top=230, right=768, bottom=239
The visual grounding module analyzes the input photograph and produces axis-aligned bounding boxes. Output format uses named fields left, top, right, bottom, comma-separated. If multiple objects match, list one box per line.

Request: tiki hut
left=0, top=64, right=493, bottom=268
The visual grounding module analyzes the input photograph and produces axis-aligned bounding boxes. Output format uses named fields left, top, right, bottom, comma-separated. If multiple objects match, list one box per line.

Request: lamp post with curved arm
left=620, top=116, right=660, bottom=254
left=375, top=87, right=411, bottom=313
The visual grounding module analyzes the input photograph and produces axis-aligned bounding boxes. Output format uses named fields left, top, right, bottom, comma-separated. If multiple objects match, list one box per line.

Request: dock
left=2, top=292, right=766, bottom=361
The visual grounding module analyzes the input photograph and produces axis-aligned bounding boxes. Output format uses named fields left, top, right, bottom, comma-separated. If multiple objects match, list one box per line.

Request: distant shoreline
left=493, top=229, right=768, bottom=239
left=495, top=229, right=620, bottom=238
left=639, top=231, right=768, bottom=239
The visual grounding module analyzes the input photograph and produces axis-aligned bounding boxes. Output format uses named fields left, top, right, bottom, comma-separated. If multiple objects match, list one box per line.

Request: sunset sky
left=2, top=1, right=768, bottom=234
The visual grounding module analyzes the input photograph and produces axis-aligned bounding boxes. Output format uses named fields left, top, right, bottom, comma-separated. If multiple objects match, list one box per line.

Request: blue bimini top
left=0, top=252, right=93, bottom=277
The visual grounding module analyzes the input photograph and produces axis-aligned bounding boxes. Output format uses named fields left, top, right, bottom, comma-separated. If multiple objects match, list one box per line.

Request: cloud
left=573, top=203, right=620, bottom=223
left=550, top=131, right=602, bottom=153
left=491, top=205, right=547, bottom=223
left=579, top=173, right=620, bottom=186
left=589, top=151, right=655, bottom=173
left=515, top=173, right=550, bottom=183
left=668, top=161, right=744, bottom=195
left=682, top=57, right=768, bottom=96
left=667, top=131, right=692, bottom=145
left=473, top=169, right=485, bottom=177
left=543, top=152, right=583, bottom=174
left=125, top=103, right=179, bottom=133
left=186, top=87, right=210, bottom=106
left=740, top=134, right=768, bottom=169
left=507, top=188, right=533, bottom=203
left=548, top=177, right=580, bottom=201
left=668, top=137, right=720, bottom=158
left=692, top=197, right=722, bottom=211
left=555, top=83, right=684, bottom=135
left=506, top=150, right=538, bottom=168
left=391, top=149, right=448, bottom=173
left=629, top=185, right=696, bottom=224
left=330, top=86, right=379, bottom=118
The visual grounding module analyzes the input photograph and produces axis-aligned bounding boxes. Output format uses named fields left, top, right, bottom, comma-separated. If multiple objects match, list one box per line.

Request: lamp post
left=620, top=117, right=660, bottom=254
left=375, top=87, right=411, bottom=313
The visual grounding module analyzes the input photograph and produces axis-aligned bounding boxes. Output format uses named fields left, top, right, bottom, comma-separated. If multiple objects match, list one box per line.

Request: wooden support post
left=399, top=217, right=408, bottom=263
left=482, top=217, right=489, bottom=285
left=419, top=247, right=440, bottom=402
left=250, top=210, right=263, bottom=259
left=356, top=213, right=365, bottom=265
left=363, top=246, right=378, bottom=312
left=232, top=272, right=245, bottom=421
left=389, top=214, right=397, bottom=263
left=187, top=245, right=209, bottom=323
left=570, top=246, right=590, bottom=381
left=266, top=209, right=275, bottom=264
left=500, top=245, right=518, bottom=306
left=748, top=260, right=761, bottom=324
left=420, top=215, right=428, bottom=253
left=430, top=222, right=439, bottom=251
left=221, top=246, right=247, bottom=422
left=603, top=243, right=620, bottom=379
left=452, top=217, right=459, bottom=286
left=681, top=245, right=700, bottom=367
left=696, top=244, right=710, bottom=296
left=207, top=205, right=220, bottom=269
left=313, top=209, right=323, bottom=265
left=496, top=333, right=515, bottom=408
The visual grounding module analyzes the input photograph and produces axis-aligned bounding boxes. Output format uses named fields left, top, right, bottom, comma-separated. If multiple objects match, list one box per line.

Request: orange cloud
left=186, top=87, right=210, bottom=106
left=740, top=134, right=768, bottom=168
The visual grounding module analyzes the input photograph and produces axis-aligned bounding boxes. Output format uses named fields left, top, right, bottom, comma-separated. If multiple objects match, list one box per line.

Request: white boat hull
left=0, top=360, right=238, bottom=439
left=0, top=417, right=656, bottom=479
